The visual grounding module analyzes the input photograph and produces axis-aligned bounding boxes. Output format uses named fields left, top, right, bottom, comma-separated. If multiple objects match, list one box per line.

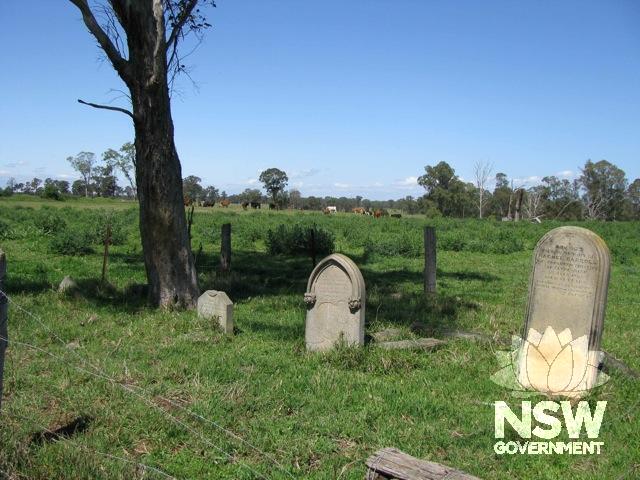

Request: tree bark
left=128, top=8, right=198, bottom=307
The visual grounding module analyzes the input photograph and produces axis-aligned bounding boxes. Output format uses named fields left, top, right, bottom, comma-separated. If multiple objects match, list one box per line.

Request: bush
left=49, top=227, right=95, bottom=255
left=266, top=224, right=334, bottom=256
left=33, top=208, right=67, bottom=235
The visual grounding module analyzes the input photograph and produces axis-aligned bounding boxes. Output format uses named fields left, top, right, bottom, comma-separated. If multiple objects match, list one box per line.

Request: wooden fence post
left=424, top=227, right=436, bottom=295
left=220, top=223, right=231, bottom=272
left=0, top=251, right=7, bottom=411
left=309, top=228, right=317, bottom=268
left=101, top=223, right=112, bottom=283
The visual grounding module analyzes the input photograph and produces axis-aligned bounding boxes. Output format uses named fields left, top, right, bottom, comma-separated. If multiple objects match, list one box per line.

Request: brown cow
left=352, top=207, right=365, bottom=214
left=241, top=201, right=249, bottom=210
left=374, top=209, right=382, bottom=218
left=183, top=195, right=193, bottom=207
left=220, top=199, right=231, bottom=208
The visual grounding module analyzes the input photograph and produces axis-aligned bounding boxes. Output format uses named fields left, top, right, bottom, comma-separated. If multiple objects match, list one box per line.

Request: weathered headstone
left=517, top=226, right=610, bottom=397
left=304, top=253, right=365, bottom=351
left=197, top=290, right=234, bottom=335
left=58, top=275, right=78, bottom=294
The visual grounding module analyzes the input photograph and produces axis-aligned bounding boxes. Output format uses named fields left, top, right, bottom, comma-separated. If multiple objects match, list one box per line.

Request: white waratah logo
left=491, top=325, right=609, bottom=397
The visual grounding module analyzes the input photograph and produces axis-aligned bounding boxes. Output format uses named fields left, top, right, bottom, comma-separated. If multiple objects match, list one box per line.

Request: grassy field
left=0, top=195, right=638, bottom=479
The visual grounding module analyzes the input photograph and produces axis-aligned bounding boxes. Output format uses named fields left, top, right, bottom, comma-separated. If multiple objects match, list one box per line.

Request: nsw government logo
left=490, top=326, right=609, bottom=455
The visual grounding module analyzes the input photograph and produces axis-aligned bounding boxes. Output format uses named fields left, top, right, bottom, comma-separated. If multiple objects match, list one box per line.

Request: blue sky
left=1, top=0, right=639, bottom=199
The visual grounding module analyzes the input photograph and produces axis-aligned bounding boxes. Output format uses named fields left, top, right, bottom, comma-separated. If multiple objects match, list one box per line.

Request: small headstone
left=58, top=275, right=78, bottom=294
left=304, top=253, right=365, bottom=351
left=197, top=290, right=234, bottom=335
left=517, top=226, right=610, bottom=397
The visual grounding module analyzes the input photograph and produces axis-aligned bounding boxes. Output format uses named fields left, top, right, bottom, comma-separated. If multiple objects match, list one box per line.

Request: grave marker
left=517, top=226, right=611, bottom=397
left=304, top=253, right=365, bottom=351
left=197, top=290, right=234, bottom=335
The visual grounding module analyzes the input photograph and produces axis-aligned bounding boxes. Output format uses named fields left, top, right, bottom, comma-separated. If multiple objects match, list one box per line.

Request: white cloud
left=334, top=182, right=350, bottom=189
left=291, top=168, right=320, bottom=179
left=556, top=170, right=574, bottom=178
left=246, top=178, right=258, bottom=185
left=56, top=173, right=73, bottom=179
left=393, top=176, right=419, bottom=188
left=513, top=175, right=542, bottom=186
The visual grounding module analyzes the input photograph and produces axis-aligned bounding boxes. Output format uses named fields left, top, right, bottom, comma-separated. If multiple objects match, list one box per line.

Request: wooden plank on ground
left=365, top=448, right=481, bottom=480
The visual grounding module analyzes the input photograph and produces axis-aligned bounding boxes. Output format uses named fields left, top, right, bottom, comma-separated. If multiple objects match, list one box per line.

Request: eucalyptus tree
left=68, top=0, right=216, bottom=307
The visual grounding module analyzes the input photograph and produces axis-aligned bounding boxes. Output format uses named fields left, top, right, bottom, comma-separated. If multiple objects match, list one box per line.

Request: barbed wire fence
left=0, top=289, right=296, bottom=480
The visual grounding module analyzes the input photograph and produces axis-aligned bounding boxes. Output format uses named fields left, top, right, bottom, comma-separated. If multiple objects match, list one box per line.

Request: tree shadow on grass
left=197, top=251, right=314, bottom=302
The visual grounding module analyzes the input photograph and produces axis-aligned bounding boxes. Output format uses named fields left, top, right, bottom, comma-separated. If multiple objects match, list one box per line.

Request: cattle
left=203, top=200, right=215, bottom=207
left=352, top=207, right=365, bottom=214
left=390, top=213, right=402, bottom=218
left=374, top=209, right=382, bottom=218
left=220, top=199, right=231, bottom=208
left=250, top=201, right=261, bottom=209
left=241, top=201, right=249, bottom=210
left=269, top=203, right=277, bottom=210
left=183, top=195, right=193, bottom=207
left=326, top=206, right=337, bottom=214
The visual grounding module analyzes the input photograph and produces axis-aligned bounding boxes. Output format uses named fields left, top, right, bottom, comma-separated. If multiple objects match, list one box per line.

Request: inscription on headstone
left=517, top=226, right=610, bottom=397
left=304, top=253, right=365, bottom=351
left=197, top=290, right=234, bottom=335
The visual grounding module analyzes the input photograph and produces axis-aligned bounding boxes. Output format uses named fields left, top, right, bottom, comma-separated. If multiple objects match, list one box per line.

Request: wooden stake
left=424, top=227, right=436, bottom=295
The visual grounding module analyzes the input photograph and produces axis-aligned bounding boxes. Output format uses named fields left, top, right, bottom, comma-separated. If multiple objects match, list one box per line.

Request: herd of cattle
left=183, top=196, right=401, bottom=217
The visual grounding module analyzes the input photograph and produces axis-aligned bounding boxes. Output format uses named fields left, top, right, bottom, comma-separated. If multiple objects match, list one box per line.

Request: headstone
left=517, top=226, right=611, bottom=397
left=197, top=290, right=234, bottom=335
left=58, top=275, right=78, bottom=294
left=304, top=253, right=365, bottom=351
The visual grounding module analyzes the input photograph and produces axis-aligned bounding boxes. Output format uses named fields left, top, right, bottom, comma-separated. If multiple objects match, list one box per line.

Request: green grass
left=0, top=197, right=639, bottom=479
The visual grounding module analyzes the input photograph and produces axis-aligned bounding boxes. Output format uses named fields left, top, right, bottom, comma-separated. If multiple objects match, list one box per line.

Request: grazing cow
left=183, top=195, right=193, bottom=207
left=269, top=203, right=276, bottom=210
left=203, top=200, right=215, bottom=207
left=352, top=207, right=365, bottom=214
left=250, top=201, right=261, bottom=209
left=241, top=201, right=249, bottom=210
left=220, top=199, right=231, bottom=208
left=390, top=213, right=402, bottom=218
left=374, top=209, right=382, bottom=218
left=326, top=206, right=337, bottom=214
left=364, top=211, right=372, bottom=216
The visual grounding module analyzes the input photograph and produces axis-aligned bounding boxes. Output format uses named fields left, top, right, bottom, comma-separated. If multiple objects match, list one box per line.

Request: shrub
left=32, top=208, right=67, bottom=235
left=49, top=227, right=95, bottom=255
left=266, top=224, right=334, bottom=256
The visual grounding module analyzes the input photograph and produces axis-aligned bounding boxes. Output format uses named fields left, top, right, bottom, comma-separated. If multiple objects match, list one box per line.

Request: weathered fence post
left=220, top=223, right=231, bottom=272
left=0, top=250, right=7, bottom=411
left=101, top=223, right=112, bottom=283
left=309, top=227, right=317, bottom=268
left=424, top=227, right=436, bottom=295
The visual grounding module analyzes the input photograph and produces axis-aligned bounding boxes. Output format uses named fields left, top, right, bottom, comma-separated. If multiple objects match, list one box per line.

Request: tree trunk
left=131, top=85, right=199, bottom=308
left=127, top=2, right=199, bottom=308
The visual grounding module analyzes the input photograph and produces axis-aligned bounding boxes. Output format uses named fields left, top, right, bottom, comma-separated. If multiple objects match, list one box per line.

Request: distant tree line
left=3, top=153, right=638, bottom=221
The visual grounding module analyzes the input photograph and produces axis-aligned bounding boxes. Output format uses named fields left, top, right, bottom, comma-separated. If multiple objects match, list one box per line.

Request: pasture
left=0, top=195, right=638, bottom=479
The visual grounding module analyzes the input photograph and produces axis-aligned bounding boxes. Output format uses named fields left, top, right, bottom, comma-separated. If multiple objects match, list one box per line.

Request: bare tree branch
left=166, top=0, right=200, bottom=49
left=68, top=0, right=131, bottom=83
left=77, top=99, right=133, bottom=118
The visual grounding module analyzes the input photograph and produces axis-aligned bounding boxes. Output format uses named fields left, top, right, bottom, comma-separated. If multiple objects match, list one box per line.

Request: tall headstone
left=197, top=290, right=234, bottom=335
left=304, top=253, right=365, bottom=351
left=517, top=226, right=610, bottom=397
